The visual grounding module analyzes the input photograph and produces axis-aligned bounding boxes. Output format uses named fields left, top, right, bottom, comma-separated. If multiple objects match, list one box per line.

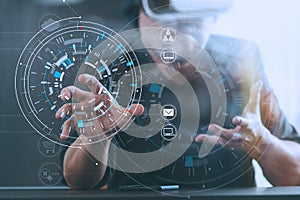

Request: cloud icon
left=41, top=18, right=60, bottom=32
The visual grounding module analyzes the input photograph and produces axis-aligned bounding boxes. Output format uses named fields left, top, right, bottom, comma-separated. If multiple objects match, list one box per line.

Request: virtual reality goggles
left=141, top=0, right=233, bottom=20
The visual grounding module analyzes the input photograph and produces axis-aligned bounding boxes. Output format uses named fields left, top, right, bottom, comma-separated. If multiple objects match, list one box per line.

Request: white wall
left=214, top=0, right=300, bottom=132
left=213, top=0, right=300, bottom=187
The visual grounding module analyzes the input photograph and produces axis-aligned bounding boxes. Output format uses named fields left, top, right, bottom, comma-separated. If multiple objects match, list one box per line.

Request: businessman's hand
left=195, top=81, right=272, bottom=159
left=56, top=74, right=144, bottom=141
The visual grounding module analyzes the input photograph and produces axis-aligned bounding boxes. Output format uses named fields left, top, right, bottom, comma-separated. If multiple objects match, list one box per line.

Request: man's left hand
left=195, top=81, right=274, bottom=159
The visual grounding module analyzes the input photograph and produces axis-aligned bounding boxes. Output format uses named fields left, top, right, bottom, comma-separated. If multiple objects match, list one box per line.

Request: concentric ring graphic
left=15, top=17, right=141, bottom=146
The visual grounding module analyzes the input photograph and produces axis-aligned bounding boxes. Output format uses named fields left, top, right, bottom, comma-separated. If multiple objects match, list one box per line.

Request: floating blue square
left=78, top=120, right=84, bottom=128
left=53, top=71, right=61, bottom=78
left=185, top=156, right=193, bottom=167
left=149, top=83, right=161, bottom=94
left=126, top=61, right=134, bottom=67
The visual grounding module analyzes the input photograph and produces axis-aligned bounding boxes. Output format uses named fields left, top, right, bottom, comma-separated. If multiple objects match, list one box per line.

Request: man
left=59, top=0, right=300, bottom=189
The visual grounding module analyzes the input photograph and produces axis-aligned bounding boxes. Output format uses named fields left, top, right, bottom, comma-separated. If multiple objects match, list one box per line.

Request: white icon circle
left=161, top=104, right=177, bottom=120
left=161, top=124, right=177, bottom=141
left=160, top=27, right=176, bottom=43
left=160, top=48, right=177, bottom=64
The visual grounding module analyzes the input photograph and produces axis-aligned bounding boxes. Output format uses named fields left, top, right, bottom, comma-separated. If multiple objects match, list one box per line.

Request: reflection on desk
left=0, top=186, right=300, bottom=200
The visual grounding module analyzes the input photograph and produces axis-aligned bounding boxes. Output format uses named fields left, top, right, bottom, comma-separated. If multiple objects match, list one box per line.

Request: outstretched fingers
left=60, top=117, right=75, bottom=140
left=60, top=85, right=91, bottom=102
left=78, top=74, right=106, bottom=95
left=128, top=104, right=144, bottom=117
left=194, top=134, right=227, bottom=145
left=208, top=124, right=234, bottom=139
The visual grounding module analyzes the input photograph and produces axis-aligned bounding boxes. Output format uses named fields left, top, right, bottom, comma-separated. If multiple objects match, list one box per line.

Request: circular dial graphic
left=95, top=27, right=253, bottom=192
left=114, top=52, right=249, bottom=189
left=15, top=17, right=253, bottom=193
left=15, top=17, right=141, bottom=146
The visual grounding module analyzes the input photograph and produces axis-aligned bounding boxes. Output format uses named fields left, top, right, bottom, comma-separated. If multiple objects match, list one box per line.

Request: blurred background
left=0, top=0, right=299, bottom=187
left=214, top=0, right=300, bottom=132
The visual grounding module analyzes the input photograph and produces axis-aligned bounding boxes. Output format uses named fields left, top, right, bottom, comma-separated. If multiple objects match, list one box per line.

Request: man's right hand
left=55, top=74, right=144, bottom=141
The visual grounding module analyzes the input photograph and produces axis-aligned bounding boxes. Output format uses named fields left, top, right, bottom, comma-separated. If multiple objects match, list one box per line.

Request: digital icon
left=163, top=51, right=175, bottom=59
left=39, top=163, right=62, bottom=186
left=41, top=18, right=60, bottom=32
left=161, top=124, right=177, bottom=141
left=161, top=27, right=176, bottom=43
left=41, top=169, right=52, bottom=181
left=40, top=15, right=60, bottom=32
left=38, top=136, right=61, bottom=157
left=161, top=104, right=177, bottom=120
left=161, top=48, right=177, bottom=63
left=163, top=108, right=174, bottom=117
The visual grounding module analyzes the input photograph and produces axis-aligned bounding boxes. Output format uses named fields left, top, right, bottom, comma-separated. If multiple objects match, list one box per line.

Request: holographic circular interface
left=15, top=17, right=141, bottom=146
left=15, top=15, right=254, bottom=195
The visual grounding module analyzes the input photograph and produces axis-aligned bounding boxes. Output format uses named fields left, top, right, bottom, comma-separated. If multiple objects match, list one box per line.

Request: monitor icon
left=161, top=124, right=177, bottom=141
left=163, top=127, right=175, bottom=136
left=163, top=51, right=175, bottom=60
left=161, top=48, right=176, bottom=63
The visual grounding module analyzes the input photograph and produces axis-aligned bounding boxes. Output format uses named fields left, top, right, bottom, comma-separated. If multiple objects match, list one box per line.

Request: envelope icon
left=163, top=108, right=175, bottom=117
